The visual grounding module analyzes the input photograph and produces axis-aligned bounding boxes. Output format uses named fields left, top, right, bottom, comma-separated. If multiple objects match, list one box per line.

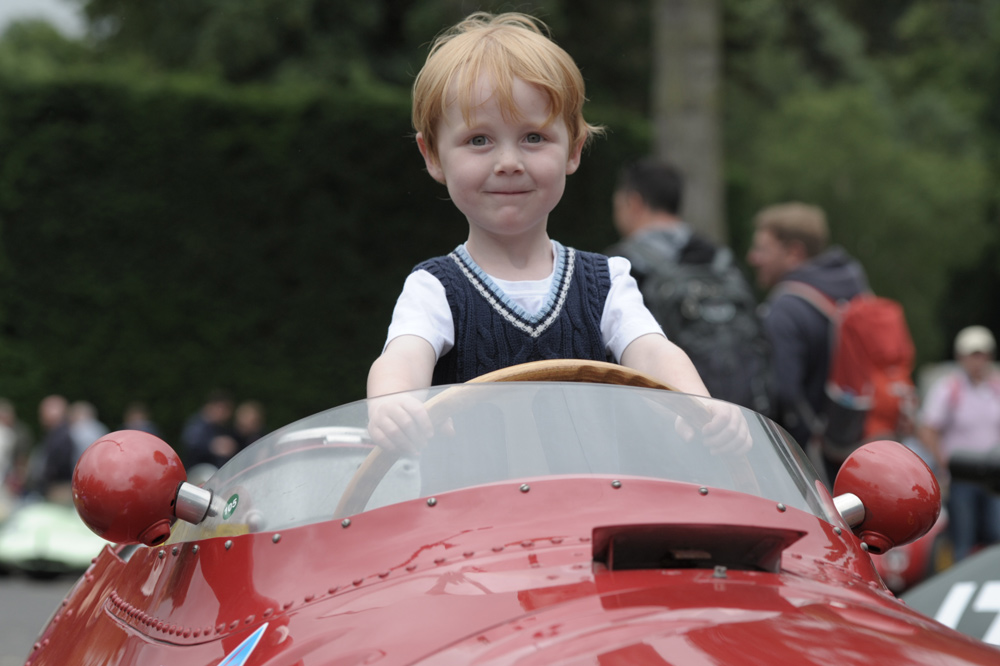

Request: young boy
left=368, top=12, right=745, bottom=452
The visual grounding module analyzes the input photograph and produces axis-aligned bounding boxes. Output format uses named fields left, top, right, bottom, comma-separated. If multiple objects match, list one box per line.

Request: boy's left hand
left=676, top=399, right=752, bottom=457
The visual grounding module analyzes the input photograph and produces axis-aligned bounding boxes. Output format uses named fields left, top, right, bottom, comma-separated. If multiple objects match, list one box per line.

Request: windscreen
left=167, top=383, right=835, bottom=544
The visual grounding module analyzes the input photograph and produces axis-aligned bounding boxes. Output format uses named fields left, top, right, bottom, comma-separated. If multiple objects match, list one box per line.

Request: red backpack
left=779, top=282, right=917, bottom=454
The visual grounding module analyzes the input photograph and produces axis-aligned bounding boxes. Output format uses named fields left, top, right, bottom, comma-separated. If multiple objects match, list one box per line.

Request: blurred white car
left=0, top=499, right=108, bottom=578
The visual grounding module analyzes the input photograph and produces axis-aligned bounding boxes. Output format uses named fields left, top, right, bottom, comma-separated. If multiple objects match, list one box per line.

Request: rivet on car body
left=172, top=546, right=179, bottom=556
left=272, top=534, right=281, bottom=543
left=342, top=519, right=351, bottom=528
left=520, top=484, right=530, bottom=493
left=611, top=480, right=622, bottom=489
left=224, top=540, right=233, bottom=550
left=192, top=545, right=199, bottom=553
left=777, top=503, right=786, bottom=512
left=492, top=546, right=504, bottom=552
left=434, top=557, right=446, bottom=565
left=353, top=578, right=364, bottom=586
left=699, top=487, right=709, bottom=495
left=861, top=542, right=870, bottom=552
left=521, top=541, right=534, bottom=548
left=427, top=497, right=437, bottom=506
left=834, top=527, right=842, bottom=536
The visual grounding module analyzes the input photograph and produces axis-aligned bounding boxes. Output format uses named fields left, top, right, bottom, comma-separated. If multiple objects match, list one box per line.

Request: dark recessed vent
left=593, top=524, right=806, bottom=573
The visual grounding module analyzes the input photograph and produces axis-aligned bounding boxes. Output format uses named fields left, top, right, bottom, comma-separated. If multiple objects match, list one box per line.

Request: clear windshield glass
left=168, top=383, right=835, bottom=544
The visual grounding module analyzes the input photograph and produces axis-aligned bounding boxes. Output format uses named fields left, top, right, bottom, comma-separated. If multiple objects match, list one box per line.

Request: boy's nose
left=494, top=146, right=524, bottom=174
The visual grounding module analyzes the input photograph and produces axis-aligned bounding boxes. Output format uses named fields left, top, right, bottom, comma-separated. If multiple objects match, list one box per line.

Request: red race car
left=24, top=361, right=1000, bottom=664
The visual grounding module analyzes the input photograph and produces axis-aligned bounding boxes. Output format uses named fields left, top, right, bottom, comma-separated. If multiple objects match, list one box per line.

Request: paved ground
left=0, top=573, right=76, bottom=666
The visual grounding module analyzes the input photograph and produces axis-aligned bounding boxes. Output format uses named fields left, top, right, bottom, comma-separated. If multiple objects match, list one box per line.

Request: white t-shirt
left=384, top=240, right=663, bottom=363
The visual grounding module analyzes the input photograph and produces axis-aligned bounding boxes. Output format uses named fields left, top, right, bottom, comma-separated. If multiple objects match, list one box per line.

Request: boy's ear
left=565, top=137, right=585, bottom=175
left=416, top=133, right=446, bottom=184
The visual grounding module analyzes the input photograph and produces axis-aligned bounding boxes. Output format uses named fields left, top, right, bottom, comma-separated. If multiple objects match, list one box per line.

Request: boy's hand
left=367, top=335, right=439, bottom=454
left=367, top=393, right=434, bottom=455
left=676, top=399, right=752, bottom=457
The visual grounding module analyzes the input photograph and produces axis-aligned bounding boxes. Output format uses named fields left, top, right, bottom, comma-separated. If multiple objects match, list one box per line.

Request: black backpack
left=614, top=235, right=775, bottom=416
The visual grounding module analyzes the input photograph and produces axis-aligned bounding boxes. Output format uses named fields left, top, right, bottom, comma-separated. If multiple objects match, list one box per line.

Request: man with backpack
left=919, top=325, right=1000, bottom=561
left=606, top=159, right=773, bottom=416
left=747, top=202, right=877, bottom=486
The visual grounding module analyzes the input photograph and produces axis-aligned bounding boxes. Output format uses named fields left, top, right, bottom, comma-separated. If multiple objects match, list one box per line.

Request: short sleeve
left=384, top=270, right=454, bottom=359
left=601, top=255, right=664, bottom=362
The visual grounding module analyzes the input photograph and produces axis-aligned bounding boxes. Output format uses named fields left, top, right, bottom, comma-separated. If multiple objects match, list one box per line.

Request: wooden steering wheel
left=333, top=359, right=755, bottom=518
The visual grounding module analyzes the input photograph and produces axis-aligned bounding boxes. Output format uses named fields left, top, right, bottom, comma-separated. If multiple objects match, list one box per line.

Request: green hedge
left=0, top=72, right=650, bottom=446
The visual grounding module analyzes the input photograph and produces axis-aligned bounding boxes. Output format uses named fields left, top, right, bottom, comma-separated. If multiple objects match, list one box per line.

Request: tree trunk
left=651, top=0, right=725, bottom=243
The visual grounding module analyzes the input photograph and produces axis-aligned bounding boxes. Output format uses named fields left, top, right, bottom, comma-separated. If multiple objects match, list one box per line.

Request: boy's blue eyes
left=467, top=133, right=545, bottom=146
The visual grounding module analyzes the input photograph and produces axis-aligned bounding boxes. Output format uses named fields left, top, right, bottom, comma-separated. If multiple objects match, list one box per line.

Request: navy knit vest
left=416, top=243, right=612, bottom=385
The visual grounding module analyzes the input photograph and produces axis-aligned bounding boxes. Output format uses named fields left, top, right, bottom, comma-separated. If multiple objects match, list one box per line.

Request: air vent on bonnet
left=593, top=524, right=806, bottom=573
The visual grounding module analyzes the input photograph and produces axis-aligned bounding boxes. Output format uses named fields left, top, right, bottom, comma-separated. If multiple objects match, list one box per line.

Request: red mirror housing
left=72, top=430, right=187, bottom=546
left=833, top=440, right=941, bottom=554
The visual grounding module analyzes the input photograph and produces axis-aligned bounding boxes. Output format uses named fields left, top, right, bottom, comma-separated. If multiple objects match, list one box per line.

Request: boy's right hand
left=367, top=392, right=435, bottom=455
left=367, top=335, right=439, bottom=454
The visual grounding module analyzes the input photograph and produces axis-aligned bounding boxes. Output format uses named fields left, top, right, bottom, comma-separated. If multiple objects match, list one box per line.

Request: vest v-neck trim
left=449, top=242, right=575, bottom=338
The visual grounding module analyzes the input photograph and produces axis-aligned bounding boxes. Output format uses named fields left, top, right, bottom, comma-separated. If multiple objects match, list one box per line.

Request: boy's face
left=417, top=75, right=583, bottom=242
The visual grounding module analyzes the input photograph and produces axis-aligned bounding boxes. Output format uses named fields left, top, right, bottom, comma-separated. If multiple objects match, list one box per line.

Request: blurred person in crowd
left=746, top=202, right=869, bottom=484
left=0, top=411, right=14, bottom=493
left=0, top=398, right=34, bottom=494
left=234, top=400, right=266, bottom=451
left=68, top=400, right=109, bottom=464
left=120, top=400, right=162, bottom=438
left=35, top=394, right=76, bottom=501
left=605, top=158, right=772, bottom=415
left=182, top=389, right=237, bottom=469
left=918, top=325, right=1000, bottom=561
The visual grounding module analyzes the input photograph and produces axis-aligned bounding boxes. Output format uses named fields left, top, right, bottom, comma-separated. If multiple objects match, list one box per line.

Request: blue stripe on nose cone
left=219, top=623, right=268, bottom=666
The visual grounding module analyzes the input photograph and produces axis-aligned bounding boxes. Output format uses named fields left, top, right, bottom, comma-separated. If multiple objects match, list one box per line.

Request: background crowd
left=0, top=391, right=266, bottom=508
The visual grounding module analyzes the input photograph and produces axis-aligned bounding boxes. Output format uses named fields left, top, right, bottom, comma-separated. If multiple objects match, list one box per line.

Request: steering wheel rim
left=467, top=359, right=679, bottom=390
left=333, top=359, right=756, bottom=518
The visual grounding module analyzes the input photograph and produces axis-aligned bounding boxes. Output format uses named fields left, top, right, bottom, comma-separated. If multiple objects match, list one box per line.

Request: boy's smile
left=417, top=75, right=583, bottom=248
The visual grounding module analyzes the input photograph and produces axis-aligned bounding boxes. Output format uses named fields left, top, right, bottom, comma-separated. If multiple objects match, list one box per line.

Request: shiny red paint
left=72, top=430, right=186, bottom=546
left=873, top=511, right=952, bottom=594
left=834, top=440, right=942, bottom=554
left=27, top=475, right=998, bottom=665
